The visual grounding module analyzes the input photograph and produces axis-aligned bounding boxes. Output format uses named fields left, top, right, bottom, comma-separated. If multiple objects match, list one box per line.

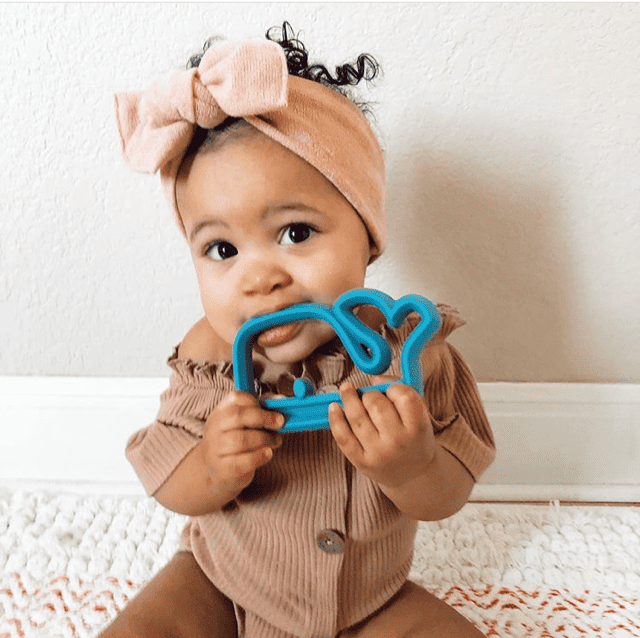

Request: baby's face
left=176, top=129, right=372, bottom=367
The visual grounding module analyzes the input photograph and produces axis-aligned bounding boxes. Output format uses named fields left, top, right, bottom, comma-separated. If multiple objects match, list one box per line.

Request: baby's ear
left=367, top=236, right=383, bottom=264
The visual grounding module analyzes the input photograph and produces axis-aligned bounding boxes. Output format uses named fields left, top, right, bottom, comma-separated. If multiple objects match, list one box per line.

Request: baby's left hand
left=329, top=379, right=436, bottom=489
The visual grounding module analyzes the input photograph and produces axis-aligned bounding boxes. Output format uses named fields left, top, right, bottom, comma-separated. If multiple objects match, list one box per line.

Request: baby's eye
left=280, top=223, right=314, bottom=246
left=206, top=241, right=238, bottom=261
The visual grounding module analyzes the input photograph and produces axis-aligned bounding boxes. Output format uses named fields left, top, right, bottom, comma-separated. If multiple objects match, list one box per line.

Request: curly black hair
left=187, top=21, right=381, bottom=112
left=266, top=22, right=379, bottom=88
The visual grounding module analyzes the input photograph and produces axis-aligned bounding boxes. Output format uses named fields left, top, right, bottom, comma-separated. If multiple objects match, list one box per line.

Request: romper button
left=316, top=530, right=344, bottom=554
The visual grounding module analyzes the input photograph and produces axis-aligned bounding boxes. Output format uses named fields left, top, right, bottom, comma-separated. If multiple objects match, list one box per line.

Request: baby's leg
left=97, top=551, right=238, bottom=638
left=340, top=581, right=485, bottom=638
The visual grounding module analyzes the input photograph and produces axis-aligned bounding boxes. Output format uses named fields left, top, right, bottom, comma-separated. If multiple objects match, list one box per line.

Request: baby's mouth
left=256, top=322, right=304, bottom=348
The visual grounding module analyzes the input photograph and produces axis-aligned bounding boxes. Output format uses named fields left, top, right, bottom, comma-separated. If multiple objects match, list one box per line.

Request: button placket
left=309, top=434, right=350, bottom=636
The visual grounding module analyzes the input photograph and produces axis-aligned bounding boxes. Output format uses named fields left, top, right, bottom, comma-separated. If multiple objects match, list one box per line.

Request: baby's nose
left=241, top=258, right=293, bottom=295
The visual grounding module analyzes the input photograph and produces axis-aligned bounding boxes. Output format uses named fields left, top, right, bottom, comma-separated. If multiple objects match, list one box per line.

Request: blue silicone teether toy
left=232, top=288, right=442, bottom=433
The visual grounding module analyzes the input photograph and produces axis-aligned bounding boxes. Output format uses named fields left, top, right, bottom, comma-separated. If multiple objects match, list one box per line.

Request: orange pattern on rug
left=1, top=574, right=639, bottom=637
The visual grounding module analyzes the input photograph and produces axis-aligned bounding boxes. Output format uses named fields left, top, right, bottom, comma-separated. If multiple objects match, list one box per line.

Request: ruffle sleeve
left=423, top=306, right=495, bottom=480
left=125, top=347, right=235, bottom=495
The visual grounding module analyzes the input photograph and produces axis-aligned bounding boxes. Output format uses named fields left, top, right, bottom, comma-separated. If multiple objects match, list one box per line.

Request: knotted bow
left=114, top=37, right=387, bottom=258
left=115, top=39, right=288, bottom=173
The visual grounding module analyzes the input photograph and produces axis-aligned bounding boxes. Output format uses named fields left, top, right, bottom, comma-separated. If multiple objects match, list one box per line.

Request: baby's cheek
left=201, top=303, right=235, bottom=348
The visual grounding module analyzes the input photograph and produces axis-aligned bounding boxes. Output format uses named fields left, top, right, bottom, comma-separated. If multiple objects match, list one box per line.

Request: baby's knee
left=341, top=581, right=485, bottom=638
left=98, top=596, right=238, bottom=638
left=98, top=552, right=238, bottom=638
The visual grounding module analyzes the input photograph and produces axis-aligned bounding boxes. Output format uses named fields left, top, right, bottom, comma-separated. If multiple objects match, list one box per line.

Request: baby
left=103, top=22, right=495, bottom=638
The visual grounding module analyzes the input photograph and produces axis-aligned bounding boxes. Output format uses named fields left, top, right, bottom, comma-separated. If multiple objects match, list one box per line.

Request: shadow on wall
left=383, top=140, right=580, bottom=383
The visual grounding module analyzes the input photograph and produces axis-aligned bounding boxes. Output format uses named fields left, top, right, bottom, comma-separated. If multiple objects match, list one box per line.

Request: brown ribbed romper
left=126, top=306, right=496, bottom=638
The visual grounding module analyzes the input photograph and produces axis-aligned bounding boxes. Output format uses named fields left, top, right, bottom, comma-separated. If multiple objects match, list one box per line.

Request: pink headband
left=114, top=39, right=386, bottom=257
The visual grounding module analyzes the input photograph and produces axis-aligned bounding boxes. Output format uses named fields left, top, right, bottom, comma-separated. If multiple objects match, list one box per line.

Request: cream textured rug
left=1, top=490, right=639, bottom=637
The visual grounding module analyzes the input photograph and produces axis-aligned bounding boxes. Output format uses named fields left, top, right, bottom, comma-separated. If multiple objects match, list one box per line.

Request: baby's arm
left=329, top=330, right=494, bottom=522
left=330, top=381, right=473, bottom=521
left=150, top=319, right=284, bottom=516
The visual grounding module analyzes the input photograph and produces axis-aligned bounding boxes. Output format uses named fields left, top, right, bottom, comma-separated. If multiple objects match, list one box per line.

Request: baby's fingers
left=228, top=447, right=275, bottom=490
left=220, top=428, right=282, bottom=457
left=216, top=391, right=284, bottom=431
left=384, top=383, right=429, bottom=433
left=240, top=401, right=284, bottom=430
left=329, top=401, right=364, bottom=460
left=262, top=409, right=285, bottom=431
left=238, top=445, right=275, bottom=470
left=371, top=374, right=400, bottom=385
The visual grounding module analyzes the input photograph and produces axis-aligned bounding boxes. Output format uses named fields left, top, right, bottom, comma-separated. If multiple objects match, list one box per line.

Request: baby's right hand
left=202, top=391, right=284, bottom=495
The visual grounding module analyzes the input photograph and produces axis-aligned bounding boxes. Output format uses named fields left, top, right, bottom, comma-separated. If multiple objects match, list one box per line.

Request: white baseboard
left=475, top=382, right=640, bottom=503
left=1, top=377, right=639, bottom=502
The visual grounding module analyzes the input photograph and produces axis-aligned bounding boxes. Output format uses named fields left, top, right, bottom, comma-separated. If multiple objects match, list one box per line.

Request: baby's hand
left=203, top=391, right=284, bottom=495
left=329, top=380, right=436, bottom=490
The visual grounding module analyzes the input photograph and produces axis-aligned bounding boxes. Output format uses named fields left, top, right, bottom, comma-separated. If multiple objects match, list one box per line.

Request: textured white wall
left=2, top=3, right=639, bottom=382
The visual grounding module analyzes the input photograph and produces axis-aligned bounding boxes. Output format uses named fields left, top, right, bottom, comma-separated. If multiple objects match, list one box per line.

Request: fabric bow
left=114, top=39, right=288, bottom=173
